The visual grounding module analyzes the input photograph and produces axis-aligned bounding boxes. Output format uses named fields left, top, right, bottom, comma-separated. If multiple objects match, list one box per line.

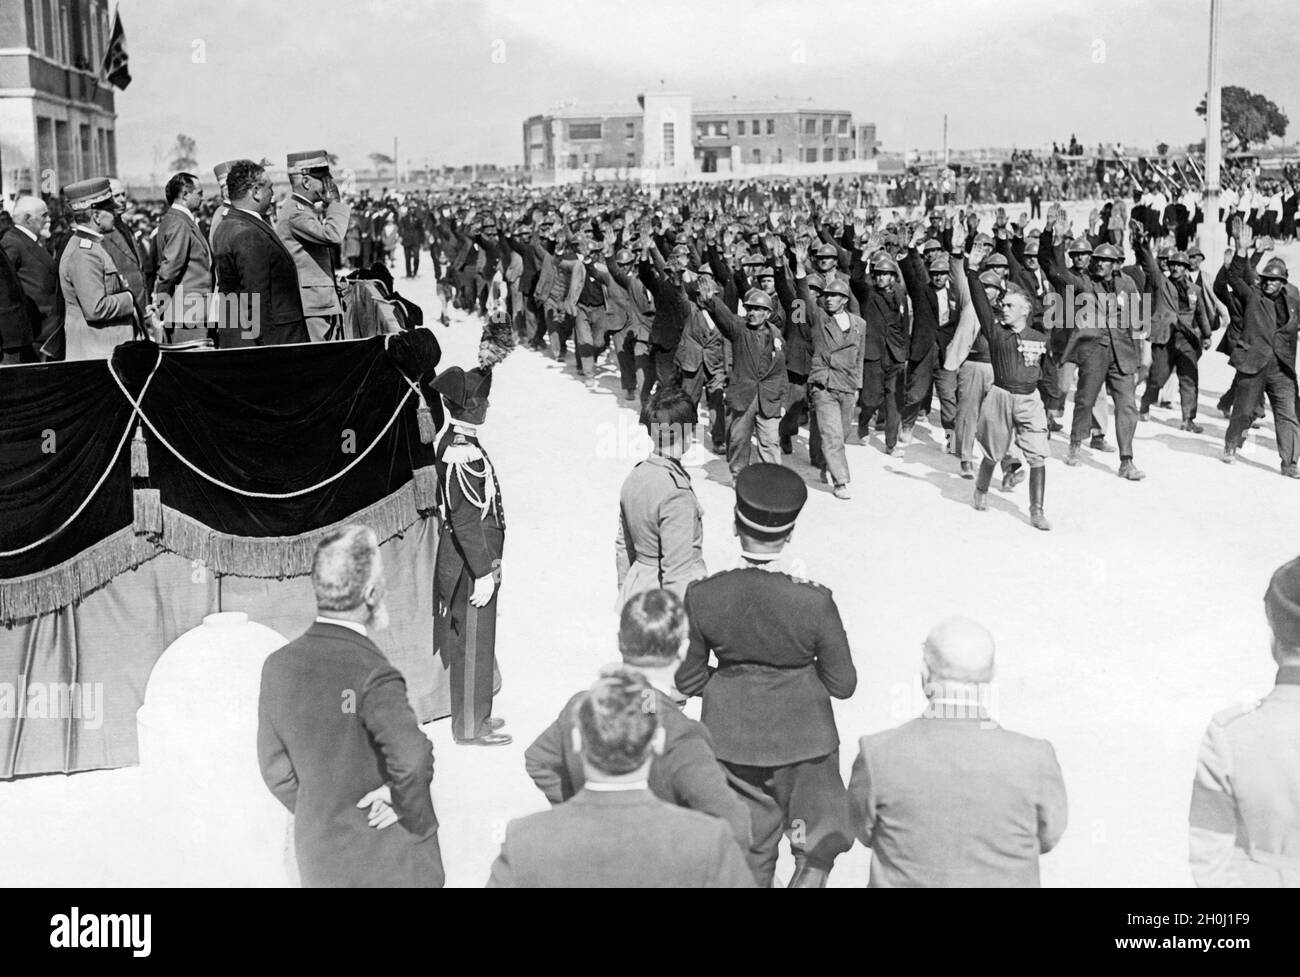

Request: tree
left=168, top=133, right=198, bottom=172
left=1196, top=85, right=1288, bottom=151
left=369, top=152, right=394, bottom=176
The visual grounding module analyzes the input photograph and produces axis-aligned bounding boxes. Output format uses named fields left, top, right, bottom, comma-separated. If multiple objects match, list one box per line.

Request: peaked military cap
left=287, top=150, right=332, bottom=175
left=735, top=463, right=807, bottom=535
left=65, top=177, right=115, bottom=211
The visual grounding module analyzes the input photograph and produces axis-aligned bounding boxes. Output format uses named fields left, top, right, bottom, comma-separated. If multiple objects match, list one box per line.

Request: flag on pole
left=102, top=10, right=131, bottom=90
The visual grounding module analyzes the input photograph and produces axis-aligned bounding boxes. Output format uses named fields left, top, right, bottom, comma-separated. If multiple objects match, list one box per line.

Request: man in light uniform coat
left=58, top=178, right=152, bottom=361
left=1190, top=556, right=1300, bottom=887
left=276, top=150, right=351, bottom=341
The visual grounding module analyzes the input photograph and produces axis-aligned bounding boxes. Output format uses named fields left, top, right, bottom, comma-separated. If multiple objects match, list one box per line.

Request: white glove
left=469, top=573, right=497, bottom=608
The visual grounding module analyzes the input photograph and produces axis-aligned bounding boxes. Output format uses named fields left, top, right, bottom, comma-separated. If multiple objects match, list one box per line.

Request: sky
left=111, top=0, right=1300, bottom=181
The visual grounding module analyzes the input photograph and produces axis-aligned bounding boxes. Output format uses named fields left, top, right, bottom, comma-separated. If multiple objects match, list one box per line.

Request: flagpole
left=1203, top=0, right=1225, bottom=275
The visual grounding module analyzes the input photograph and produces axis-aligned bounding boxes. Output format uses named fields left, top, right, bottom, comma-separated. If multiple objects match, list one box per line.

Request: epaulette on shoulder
left=442, top=435, right=483, bottom=465
left=1212, top=699, right=1262, bottom=727
left=776, top=569, right=831, bottom=594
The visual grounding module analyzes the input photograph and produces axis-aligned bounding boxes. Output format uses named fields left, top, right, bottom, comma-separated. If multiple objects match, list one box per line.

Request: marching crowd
left=3, top=151, right=1299, bottom=888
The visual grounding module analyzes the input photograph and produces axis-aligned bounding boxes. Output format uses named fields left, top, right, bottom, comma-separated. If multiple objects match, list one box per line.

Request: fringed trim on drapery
left=1, top=470, right=440, bottom=622
left=147, top=476, right=434, bottom=578
left=0, top=526, right=163, bottom=625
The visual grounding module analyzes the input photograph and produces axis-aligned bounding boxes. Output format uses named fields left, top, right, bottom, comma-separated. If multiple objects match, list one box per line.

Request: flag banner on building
left=102, top=10, right=131, bottom=90
left=0, top=332, right=444, bottom=623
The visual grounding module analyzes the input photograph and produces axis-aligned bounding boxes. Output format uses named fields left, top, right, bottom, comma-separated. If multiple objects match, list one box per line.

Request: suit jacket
left=677, top=564, right=856, bottom=766
left=706, top=295, right=787, bottom=415
left=1038, top=233, right=1142, bottom=374
left=101, top=218, right=147, bottom=323
left=258, top=621, right=440, bottom=888
left=849, top=715, right=1068, bottom=887
left=0, top=236, right=31, bottom=354
left=275, top=194, right=350, bottom=317
left=212, top=206, right=308, bottom=345
left=1214, top=253, right=1262, bottom=355
left=1134, top=238, right=1209, bottom=346
left=794, top=272, right=867, bottom=392
left=58, top=229, right=138, bottom=361
left=487, top=788, right=755, bottom=888
left=153, top=206, right=213, bottom=326
left=855, top=276, right=911, bottom=363
left=1189, top=667, right=1300, bottom=888
left=1225, top=252, right=1300, bottom=375
left=1, top=226, right=63, bottom=357
left=525, top=687, right=752, bottom=851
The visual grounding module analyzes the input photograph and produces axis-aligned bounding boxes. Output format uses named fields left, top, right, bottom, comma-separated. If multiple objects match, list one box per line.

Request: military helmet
left=614, top=248, right=635, bottom=265
left=1067, top=238, right=1094, bottom=256
left=743, top=288, right=775, bottom=311
left=978, top=270, right=1005, bottom=290
left=1261, top=257, right=1289, bottom=281
left=869, top=253, right=900, bottom=276
left=821, top=278, right=852, bottom=299
left=982, top=252, right=1009, bottom=269
left=814, top=242, right=839, bottom=260
left=1093, top=243, right=1123, bottom=261
left=1167, top=250, right=1191, bottom=267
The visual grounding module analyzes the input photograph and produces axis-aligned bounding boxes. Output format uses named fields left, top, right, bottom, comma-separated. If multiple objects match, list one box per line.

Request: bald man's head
left=923, top=616, right=995, bottom=684
left=11, top=196, right=50, bottom=237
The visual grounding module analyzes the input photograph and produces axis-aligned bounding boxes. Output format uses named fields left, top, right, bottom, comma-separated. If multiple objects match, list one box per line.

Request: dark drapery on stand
left=0, top=332, right=463, bottom=779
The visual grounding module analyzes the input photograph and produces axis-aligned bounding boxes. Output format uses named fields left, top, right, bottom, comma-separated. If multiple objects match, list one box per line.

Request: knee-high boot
left=972, top=458, right=996, bottom=510
left=1029, top=465, right=1051, bottom=531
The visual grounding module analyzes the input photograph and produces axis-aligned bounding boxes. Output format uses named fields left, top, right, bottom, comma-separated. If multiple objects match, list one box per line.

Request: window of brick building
left=567, top=122, right=602, bottom=140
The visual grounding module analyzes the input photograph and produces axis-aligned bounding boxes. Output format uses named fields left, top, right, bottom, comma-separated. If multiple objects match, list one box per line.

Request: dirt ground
left=3, top=201, right=1296, bottom=887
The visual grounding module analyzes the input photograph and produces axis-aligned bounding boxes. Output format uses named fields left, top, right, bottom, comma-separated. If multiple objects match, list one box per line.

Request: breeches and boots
left=952, top=360, right=1024, bottom=473
left=724, top=751, right=854, bottom=887
left=975, top=385, right=1051, bottom=526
